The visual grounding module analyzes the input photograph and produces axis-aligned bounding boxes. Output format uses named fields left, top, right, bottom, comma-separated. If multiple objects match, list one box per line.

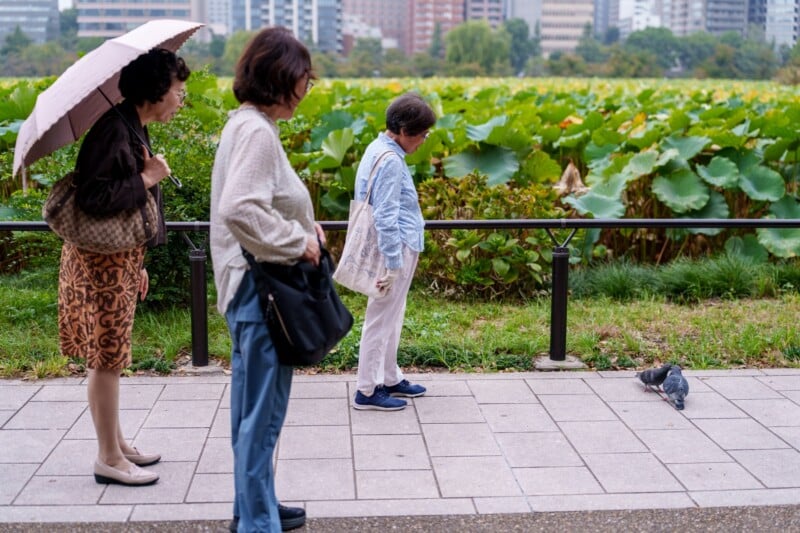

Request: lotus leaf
left=518, top=150, right=561, bottom=186
left=739, top=165, right=785, bottom=202
left=697, top=156, right=739, bottom=188
left=563, top=190, right=625, bottom=218
left=680, top=191, right=730, bottom=236
left=756, top=196, right=800, bottom=258
left=310, top=110, right=355, bottom=149
left=314, top=128, right=354, bottom=170
left=663, top=135, right=710, bottom=160
left=623, top=151, right=658, bottom=177
left=443, top=144, right=519, bottom=185
left=725, top=234, right=768, bottom=263
left=652, top=169, right=710, bottom=213
left=467, top=115, right=507, bottom=142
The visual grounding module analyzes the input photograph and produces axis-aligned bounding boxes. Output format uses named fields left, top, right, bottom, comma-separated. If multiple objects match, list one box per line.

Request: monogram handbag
left=332, top=151, right=396, bottom=298
left=243, top=245, right=354, bottom=367
left=43, top=171, right=159, bottom=254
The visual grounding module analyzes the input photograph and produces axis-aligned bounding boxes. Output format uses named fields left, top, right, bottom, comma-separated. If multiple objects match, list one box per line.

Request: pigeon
left=662, top=365, right=690, bottom=410
left=635, top=363, right=672, bottom=392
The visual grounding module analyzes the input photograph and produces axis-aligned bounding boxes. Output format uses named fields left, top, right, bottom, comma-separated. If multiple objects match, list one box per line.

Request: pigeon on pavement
left=636, top=363, right=673, bottom=392
left=662, top=365, right=689, bottom=410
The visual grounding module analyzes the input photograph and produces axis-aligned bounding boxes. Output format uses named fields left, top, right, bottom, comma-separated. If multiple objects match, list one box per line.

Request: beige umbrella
left=13, top=18, right=204, bottom=188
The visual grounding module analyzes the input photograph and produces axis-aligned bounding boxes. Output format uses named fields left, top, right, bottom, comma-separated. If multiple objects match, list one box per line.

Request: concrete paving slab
left=37, top=439, right=96, bottom=475
left=473, top=496, right=530, bottom=514
left=289, top=381, right=347, bottom=399
left=732, top=398, right=800, bottom=427
left=129, top=502, right=231, bottom=522
left=421, top=423, right=500, bottom=457
left=681, top=392, right=748, bottom=419
left=525, top=378, right=594, bottom=395
left=30, top=385, right=86, bottom=402
left=275, top=459, right=354, bottom=501
left=0, top=385, right=39, bottom=410
left=771, top=426, right=800, bottom=450
left=559, top=421, right=647, bottom=454
left=350, top=406, right=420, bottom=435
left=65, top=409, right=148, bottom=440
left=431, top=456, right=521, bottom=497
left=132, top=428, right=210, bottom=463
left=100, top=462, right=196, bottom=504
left=479, top=403, right=558, bottom=433
left=414, top=396, right=484, bottom=424
left=539, top=395, right=618, bottom=422
left=0, top=411, right=12, bottom=427
left=607, top=401, right=695, bottom=430
left=586, top=379, right=665, bottom=402
left=514, top=466, right=603, bottom=495
left=117, top=385, right=164, bottom=409
left=756, top=375, right=800, bottom=390
left=494, top=432, right=582, bottom=468
left=144, top=400, right=218, bottom=429
left=528, top=492, right=695, bottom=512
left=466, top=379, right=538, bottom=404
left=0, top=429, right=64, bottom=463
left=278, top=425, right=351, bottom=459
left=729, top=449, right=800, bottom=488
left=417, top=380, right=471, bottom=396
left=636, top=428, right=731, bottom=463
left=692, top=418, right=791, bottom=450
left=666, top=463, right=763, bottom=491
left=4, top=401, right=85, bottom=430
left=284, top=398, right=349, bottom=426
left=353, top=434, right=430, bottom=471
left=159, top=383, right=225, bottom=401
left=14, top=475, right=104, bottom=505
left=306, top=498, right=475, bottom=518
left=208, top=408, right=230, bottom=439
left=185, top=473, right=234, bottom=503
left=0, top=464, right=37, bottom=505
left=355, top=470, right=439, bottom=499
left=690, top=488, right=800, bottom=507
left=703, top=377, right=785, bottom=399
left=196, top=437, right=232, bottom=473
left=582, top=453, right=684, bottom=493
left=0, top=504, right=132, bottom=523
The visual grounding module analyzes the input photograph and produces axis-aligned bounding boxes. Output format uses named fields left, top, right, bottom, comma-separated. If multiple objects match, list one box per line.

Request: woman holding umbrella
left=58, top=48, right=190, bottom=486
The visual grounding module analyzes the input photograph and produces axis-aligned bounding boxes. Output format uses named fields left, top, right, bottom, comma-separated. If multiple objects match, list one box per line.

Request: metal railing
left=4, top=218, right=800, bottom=367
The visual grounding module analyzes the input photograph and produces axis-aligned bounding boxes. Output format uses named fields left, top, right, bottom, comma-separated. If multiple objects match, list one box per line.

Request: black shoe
left=278, top=504, right=306, bottom=530
left=230, top=506, right=305, bottom=532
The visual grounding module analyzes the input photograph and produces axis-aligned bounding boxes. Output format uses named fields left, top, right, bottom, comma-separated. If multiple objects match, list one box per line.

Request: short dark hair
left=385, top=92, right=436, bottom=137
left=119, top=48, right=190, bottom=106
left=233, top=27, right=314, bottom=106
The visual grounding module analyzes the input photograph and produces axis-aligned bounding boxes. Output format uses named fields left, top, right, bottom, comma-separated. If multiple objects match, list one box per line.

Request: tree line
left=2, top=11, right=798, bottom=83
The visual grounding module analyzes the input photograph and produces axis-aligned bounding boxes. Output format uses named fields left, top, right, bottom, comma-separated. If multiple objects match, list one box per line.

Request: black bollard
left=189, top=247, right=209, bottom=367
left=549, top=245, right=570, bottom=361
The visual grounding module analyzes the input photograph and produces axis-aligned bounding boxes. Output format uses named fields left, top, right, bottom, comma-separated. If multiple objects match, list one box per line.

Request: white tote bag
left=333, top=151, right=396, bottom=298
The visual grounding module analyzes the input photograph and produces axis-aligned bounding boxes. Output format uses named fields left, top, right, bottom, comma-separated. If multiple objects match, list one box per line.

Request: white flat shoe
left=94, top=460, right=158, bottom=486
left=124, top=447, right=161, bottom=466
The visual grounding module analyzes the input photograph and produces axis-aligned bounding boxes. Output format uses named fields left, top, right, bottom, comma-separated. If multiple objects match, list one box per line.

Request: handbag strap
left=364, top=150, right=398, bottom=205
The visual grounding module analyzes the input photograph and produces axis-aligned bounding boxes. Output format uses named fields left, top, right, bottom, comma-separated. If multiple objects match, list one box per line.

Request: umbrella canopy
left=13, top=19, right=204, bottom=179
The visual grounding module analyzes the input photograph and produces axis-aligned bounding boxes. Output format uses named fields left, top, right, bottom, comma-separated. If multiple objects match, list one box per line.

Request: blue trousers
left=226, top=271, right=293, bottom=533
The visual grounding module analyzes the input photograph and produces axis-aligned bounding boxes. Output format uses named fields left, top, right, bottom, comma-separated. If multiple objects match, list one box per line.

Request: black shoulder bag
left=242, top=246, right=354, bottom=366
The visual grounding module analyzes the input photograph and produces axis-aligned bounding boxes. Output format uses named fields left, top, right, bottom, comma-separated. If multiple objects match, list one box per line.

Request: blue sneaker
left=385, top=379, right=427, bottom=398
left=353, top=387, right=407, bottom=411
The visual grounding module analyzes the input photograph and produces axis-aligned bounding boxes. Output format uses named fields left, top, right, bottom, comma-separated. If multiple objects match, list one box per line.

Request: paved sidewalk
left=2, top=369, right=800, bottom=526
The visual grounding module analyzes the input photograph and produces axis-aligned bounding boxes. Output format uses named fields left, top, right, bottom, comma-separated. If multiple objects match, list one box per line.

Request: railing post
left=188, top=247, right=208, bottom=367
left=549, top=245, right=570, bottom=361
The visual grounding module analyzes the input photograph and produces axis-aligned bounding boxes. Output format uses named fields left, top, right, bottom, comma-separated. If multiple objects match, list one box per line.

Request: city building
left=0, top=0, right=59, bottom=43
left=75, top=0, right=199, bottom=38
left=506, top=0, right=541, bottom=37
left=207, top=0, right=230, bottom=35
left=539, top=0, right=594, bottom=55
left=407, top=0, right=464, bottom=56
left=465, top=0, right=505, bottom=28
left=617, top=0, right=662, bottom=39
left=763, top=0, right=798, bottom=47
left=258, top=0, right=341, bottom=53
left=342, top=0, right=407, bottom=53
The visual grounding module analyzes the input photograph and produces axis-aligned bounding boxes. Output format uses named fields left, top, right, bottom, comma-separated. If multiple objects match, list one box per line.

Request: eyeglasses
left=306, top=80, right=314, bottom=92
left=176, top=89, right=186, bottom=103
left=421, top=131, right=430, bottom=140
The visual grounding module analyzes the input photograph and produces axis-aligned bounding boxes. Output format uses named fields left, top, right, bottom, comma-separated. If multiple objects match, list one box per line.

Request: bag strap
left=364, top=150, right=398, bottom=205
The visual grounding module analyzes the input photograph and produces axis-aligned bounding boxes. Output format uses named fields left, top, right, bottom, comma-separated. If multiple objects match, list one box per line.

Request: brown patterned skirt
left=58, top=243, right=145, bottom=370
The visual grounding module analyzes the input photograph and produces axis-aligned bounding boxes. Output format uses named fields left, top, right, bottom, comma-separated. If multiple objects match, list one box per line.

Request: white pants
left=356, top=247, right=419, bottom=396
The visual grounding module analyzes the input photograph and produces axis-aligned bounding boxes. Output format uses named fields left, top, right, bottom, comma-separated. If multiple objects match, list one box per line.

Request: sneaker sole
left=387, top=391, right=426, bottom=398
left=351, top=402, right=406, bottom=411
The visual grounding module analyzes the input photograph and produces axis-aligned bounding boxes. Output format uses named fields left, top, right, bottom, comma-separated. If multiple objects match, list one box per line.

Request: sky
left=59, top=0, right=73, bottom=10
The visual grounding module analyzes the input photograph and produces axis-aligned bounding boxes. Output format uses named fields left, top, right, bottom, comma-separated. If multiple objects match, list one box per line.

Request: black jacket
left=74, top=100, right=166, bottom=247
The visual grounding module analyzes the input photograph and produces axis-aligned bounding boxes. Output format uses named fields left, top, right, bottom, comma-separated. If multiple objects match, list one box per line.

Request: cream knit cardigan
left=210, top=105, right=315, bottom=315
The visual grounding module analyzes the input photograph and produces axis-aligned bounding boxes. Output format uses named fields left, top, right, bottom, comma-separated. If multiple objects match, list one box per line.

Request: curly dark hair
left=119, top=48, right=190, bottom=106
left=386, top=92, right=436, bottom=137
left=233, top=27, right=315, bottom=106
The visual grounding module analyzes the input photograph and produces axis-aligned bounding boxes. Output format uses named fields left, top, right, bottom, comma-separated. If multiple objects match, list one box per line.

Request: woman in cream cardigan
left=210, top=28, right=322, bottom=533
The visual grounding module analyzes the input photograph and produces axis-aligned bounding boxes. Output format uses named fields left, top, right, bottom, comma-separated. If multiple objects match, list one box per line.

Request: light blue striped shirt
left=354, top=132, right=424, bottom=270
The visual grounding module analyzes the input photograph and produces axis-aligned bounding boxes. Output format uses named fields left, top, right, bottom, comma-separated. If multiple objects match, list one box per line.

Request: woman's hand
left=140, top=146, right=171, bottom=188
left=314, top=222, right=326, bottom=247
left=139, top=268, right=149, bottom=301
left=301, top=234, right=321, bottom=267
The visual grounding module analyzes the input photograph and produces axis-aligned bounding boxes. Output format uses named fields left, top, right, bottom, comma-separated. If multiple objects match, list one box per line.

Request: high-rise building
left=465, top=0, right=505, bottom=28
left=76, top=0, right=199, bottom=38
left=207, top=0, right=230, bottom=35
left=342, top=0, right=408, bottom=52
left=259, top=0, right=342, bottom=53
left=407, top=0, right=464, bottom=56
left=763, top=0, right=798, bottom=47
left=0, top=0, right=59, bottom=43
left=705, top=0, right=747, bottom=35
left=617, top=0, right=662, bottom=39
left=539, top=0, right=594, bottom=55
left=595, top=0, right=612, bottom=36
